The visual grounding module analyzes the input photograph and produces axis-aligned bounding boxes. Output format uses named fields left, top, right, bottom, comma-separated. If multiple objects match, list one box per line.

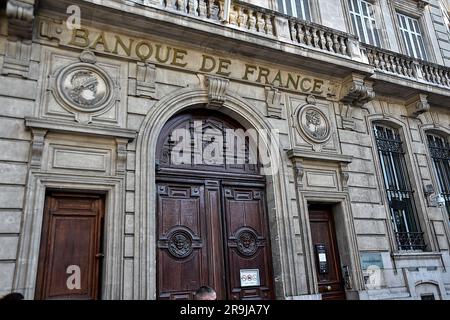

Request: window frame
left=396, top=11, right=428, bottom=60
left=369, top=117, right=434, bottom=253
left=390, top=0, right=436, bottom=62
left=425, top=131, right=450, bottom=220
left=373, top=123, right=425, bottom=251
left=274, top=0, right=321, bottom=23
left=347, top=0, right=382, bottom=47
left=342, top=0, right=388, bottom=49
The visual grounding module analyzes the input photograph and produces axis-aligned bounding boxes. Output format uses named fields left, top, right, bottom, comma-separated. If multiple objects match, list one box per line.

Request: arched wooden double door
left=156, top=110, right=275, bottom=300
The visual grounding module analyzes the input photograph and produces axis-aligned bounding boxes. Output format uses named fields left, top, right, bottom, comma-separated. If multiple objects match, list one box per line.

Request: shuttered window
left=374, top=125, right=425, bottom=251
left=277, top=0, right=311, bottom=21
left=397, top=12, right=427, bottom=60
left=348, top=0, right=381, bottom=46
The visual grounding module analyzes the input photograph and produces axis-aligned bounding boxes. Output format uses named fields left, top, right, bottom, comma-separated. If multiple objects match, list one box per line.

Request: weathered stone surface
left=0, top=237, right=19, bottom=260
left=0, top=211, right=21, bottom=233
left=0, top=186, right=24, bottom=209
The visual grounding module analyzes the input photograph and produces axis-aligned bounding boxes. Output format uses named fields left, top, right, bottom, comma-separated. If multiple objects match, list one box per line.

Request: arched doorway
left=155, top=109, right=275, bottom=300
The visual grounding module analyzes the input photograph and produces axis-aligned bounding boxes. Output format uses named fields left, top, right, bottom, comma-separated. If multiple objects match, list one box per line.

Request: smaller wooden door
left=35, top=192, right=105, bottom=300
left=309, top=205, right=346, bottom=300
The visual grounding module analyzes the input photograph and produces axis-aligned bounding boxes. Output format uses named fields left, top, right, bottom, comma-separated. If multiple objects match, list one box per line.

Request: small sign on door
left=240, top=269, right=260, bottom=287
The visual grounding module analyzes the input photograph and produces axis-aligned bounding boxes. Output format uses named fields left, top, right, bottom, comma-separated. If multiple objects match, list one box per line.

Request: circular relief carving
left=297, top=106, right=331, bottom=143
left=236, top=229, right=258, bottom=257
left=168, top=230, right=193, bottom=259
left=56, top=63, right=114, bottom=113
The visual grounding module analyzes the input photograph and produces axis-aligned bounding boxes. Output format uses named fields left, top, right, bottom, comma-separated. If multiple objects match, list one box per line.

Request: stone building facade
left=0, top=0, right=450, bottom=300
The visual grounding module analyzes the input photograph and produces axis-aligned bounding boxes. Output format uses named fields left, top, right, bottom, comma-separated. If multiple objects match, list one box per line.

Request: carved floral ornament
left=296, top=96, right=331, bottom=144
left=52, top=51, right=117, bottom=121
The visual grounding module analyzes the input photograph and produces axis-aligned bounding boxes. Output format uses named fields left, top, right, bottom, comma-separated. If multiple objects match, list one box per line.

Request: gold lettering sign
left=64, top=27, right=338, bottom=98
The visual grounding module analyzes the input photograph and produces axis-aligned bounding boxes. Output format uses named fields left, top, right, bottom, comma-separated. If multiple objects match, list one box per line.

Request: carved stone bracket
left=292, top=159, right=305, bottom=189
left=129, top=62, right=156, bottom=98
left=30, top=128, right=47, bottom=168
left=6, top=0, right=35, bottom=40
left=406, top=93, right=430, bottom=117
left=339, top=163, right=350, bottom=192
left=206, top=75, right=229, bottom=107
left=265, top=86, right=283, bottom=119
left=340, top=74, right=375, bottom=131
left=116, top=138, right=128, bottom=175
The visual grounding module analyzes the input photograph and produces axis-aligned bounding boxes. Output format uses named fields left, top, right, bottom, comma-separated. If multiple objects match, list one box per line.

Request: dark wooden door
left=309, top=205, right=346, bottom=300
left=156, top=179, right=274, bottom=300
left=156, top=110, right=274, bottom=300
left=222, top=183, right=274, bottom=300
left=35, top=193, right=104, bottom=300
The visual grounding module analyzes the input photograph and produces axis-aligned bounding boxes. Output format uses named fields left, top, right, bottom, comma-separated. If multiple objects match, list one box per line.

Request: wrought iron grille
left=374, top=125, right=425, bottom=251
left=395, top=232, right=426, bottom=251
left=427, top=134, right=450, bottom=218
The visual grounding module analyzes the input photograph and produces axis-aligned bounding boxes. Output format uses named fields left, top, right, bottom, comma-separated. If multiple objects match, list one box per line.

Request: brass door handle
left=95, top=253, right=104, bottom=259
left=326, top=286, right=332, bottom=291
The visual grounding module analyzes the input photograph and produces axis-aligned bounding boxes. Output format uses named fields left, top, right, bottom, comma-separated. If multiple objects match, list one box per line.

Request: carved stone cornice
left=6, top=0, right=35, bottom=40
left=406, top=93, right=430, bottom=117
left=340, top=73, right=375, bottom=130
left=206, top=75, right=229, bottom=107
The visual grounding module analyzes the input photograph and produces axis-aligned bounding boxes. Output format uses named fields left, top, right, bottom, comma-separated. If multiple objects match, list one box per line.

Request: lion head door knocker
left=52, top=51, right=117, bottom=123
left=236, top=229, right=258, bottom=257
left=168, top=230, right=193, bottom=259
left=296, top=96, right=331, bottom=148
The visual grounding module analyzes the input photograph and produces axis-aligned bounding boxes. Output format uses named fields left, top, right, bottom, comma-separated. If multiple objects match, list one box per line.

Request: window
left=348, top=0, right=381, bottom=46
left=421, top=294, right=435, bottom=300
left=427, top=134, right=450, bottom=218
left=277, top=0, right=311, bottom=20
left=374, top=125, right=425, bottom=250
left=396, top=12, right=427, bottom=60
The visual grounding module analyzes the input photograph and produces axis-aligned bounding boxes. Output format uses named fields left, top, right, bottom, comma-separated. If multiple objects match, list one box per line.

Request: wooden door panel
left=35, top=193, right=104, bottom=300
left=157, top=183, right=209, bottom=300
left=223, top=186, right=274, bottom=300
left=45, top=216, right=96, bottom=299
left=309, top=207, right=346, bottom=300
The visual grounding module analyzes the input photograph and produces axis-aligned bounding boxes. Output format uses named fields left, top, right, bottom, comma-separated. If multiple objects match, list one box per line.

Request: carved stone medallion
left=56, top=63, right=114, bottom=113
left=298, top=106, right=331, bottom=143
left=236, top=229, right=258, bottom=257
left=168, top=230, right=193, bottom=259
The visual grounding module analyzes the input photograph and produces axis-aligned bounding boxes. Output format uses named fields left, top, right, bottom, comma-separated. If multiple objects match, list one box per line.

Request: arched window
left=427, top=133, right=450, bottom=218
left=373, top=124, right=425, bottom=250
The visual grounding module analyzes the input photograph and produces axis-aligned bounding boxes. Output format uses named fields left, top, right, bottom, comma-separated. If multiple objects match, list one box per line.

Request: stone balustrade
left=133, top=0, right=450, bottom=91
left=362, top=45, right=450, bottom=89
left=288, top=19, right=354, bottom=57
left=136, top=0, right=356, bottom=57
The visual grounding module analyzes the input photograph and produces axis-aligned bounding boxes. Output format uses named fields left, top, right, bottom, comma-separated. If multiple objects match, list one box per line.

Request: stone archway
left=133, top=87, right=296, bottom=299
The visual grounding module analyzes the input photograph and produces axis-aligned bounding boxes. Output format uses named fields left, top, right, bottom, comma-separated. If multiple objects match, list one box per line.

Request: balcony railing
left=361, top=44, right=450, bottom=89
left=288, top=19, right=353, bottom=57
left=131, top=0, right=450, bottom=92
left=134, top=0, right=358, bottom=58
left=395, top=232, right=426, bottom=251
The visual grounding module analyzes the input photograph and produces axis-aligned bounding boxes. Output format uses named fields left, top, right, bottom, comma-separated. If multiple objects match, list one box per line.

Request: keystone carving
left=206, top=75, right=229, bottom=107
left=340, top=74, right=375, bottom=131
left=406, top=93, right=430, bottom=117
left=6, top=0, right=35, bottom=40
left=265, top=86, right=283, bottom=119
